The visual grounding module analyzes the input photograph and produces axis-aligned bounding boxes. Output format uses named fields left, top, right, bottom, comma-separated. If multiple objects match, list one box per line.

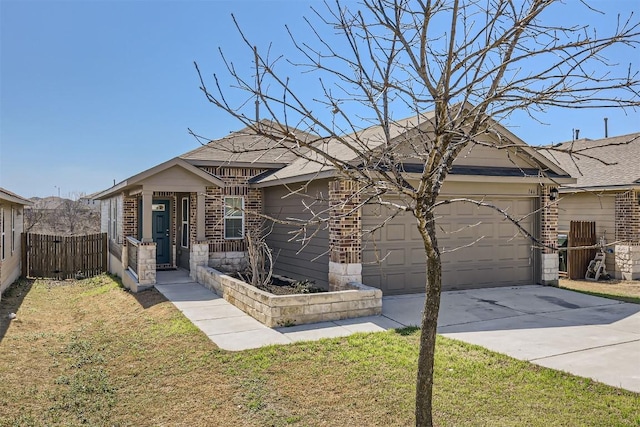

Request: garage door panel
left=386, top=224, right=406, bottom=240
left=387, top=248, right=406, bottom=265
left=498, top=223, right=519, bottom=238
left=411, top=248, right=425, bottom=265
left=409, top=226, right=422, bottom=241
left=384, top=272, right=409, bottom=291
left=363, top=269, right=425, bottom=293
left=456, top=203, right=476, bottom=216
left=363, top=196, right=535, bottom=295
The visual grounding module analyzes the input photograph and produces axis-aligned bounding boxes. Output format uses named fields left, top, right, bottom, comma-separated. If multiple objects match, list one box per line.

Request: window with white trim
left=181, top=197, right=189, bottom=248
left=11, top=207, right=15, bottom=254
left=1, top=208, right=5, bottom=260
left=224, top=197, right=244, bottom=239
left=111, top=198, right=117, bottom=242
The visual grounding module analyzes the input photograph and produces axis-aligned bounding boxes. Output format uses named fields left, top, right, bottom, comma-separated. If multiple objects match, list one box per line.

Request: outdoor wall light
left=549, top=187, right=559, bottom=201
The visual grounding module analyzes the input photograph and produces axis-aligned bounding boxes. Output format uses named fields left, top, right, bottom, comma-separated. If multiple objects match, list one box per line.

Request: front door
left=152, top=200, right=171, bottom=265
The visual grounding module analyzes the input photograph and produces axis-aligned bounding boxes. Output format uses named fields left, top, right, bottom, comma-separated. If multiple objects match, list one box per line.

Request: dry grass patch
left=560, top=278, right=640, bottom=304
left=0, top=276, right=244, bottom=427
left=1, top=275, right=639, bottom=426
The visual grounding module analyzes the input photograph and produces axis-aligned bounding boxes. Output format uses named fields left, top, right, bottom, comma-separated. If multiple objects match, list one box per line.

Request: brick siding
left=199, top=167, right=266, bottom=254
left=328, top=179, right=362, bottom=264
left=123, top=196, right=137, bottom=239
left=540, top=185, right=558, bottom=254
left=615, top=190, right=640, bottom=245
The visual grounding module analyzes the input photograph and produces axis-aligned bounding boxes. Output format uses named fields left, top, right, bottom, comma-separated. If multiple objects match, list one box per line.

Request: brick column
left=614, top=190, right=640, bottom=280
left=123, top=196, right=138, bottom=239
left=328, top=179, right=362, bottom=290
left=540, top=185, right=559, bottom=286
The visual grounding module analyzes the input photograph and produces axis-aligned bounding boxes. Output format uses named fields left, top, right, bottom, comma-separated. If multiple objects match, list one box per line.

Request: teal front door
left=152, top=200, right=171, bottom=265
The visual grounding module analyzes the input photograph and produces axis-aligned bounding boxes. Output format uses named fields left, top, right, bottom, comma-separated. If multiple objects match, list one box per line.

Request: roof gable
left=95, top=158, right=225, bottom=199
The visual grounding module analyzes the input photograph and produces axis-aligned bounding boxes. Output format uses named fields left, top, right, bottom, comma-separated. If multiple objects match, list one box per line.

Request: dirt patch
left=559, top=278, right=640, bottom=302
left=235, top=275, right=326, bottom=296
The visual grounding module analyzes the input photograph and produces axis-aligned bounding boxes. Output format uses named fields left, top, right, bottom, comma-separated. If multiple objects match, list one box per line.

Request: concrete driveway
left=156, top=270, right=639, bottom=393
left=383, top=285, right=640, bottom=392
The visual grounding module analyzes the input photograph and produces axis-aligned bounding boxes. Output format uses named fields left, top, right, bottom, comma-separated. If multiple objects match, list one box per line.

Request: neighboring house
left=0, top=188, right=33, bottom=298
left=540, top=133, right=640, bottom=280
left=96, top=114, right=572, bottom=294
left=79, top=192, right=101, bottom=209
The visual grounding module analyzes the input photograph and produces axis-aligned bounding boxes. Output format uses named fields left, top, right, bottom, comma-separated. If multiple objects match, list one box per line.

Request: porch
left=99, top=158, right=223, bottom=290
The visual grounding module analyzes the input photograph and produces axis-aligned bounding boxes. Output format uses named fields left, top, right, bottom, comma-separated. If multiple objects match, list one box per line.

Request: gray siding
left=264, top=180, right=330, bottom=288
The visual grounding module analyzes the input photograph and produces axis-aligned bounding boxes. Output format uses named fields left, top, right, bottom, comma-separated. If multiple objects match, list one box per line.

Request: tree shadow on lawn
left=0, top=278, right=35, bottom=343
left=393, top=326, right=420, bottom=336
left=129, top=287, right=168, bottom=310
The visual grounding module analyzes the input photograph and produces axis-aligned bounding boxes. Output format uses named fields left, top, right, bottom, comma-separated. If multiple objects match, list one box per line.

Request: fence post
left=21, top=233, right=28, bottom=278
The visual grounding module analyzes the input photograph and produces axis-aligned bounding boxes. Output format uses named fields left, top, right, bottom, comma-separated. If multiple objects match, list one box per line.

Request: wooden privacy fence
left=567, top=221, right=596, bottom=280
left=22, top=233, right=107, bottom=279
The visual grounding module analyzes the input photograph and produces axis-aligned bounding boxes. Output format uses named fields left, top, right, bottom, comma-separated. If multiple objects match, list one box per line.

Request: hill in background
left=25, top=196, right=101, bottom=235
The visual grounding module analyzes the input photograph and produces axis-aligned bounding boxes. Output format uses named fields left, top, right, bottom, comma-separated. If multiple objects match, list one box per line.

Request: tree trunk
left=415, top=212, right=443, bottom=427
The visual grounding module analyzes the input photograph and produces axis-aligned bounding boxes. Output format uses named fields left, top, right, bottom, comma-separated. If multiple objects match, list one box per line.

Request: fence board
left=568, top=221, right=596, bottom=280
left=22, top=233, right=107, bottom=279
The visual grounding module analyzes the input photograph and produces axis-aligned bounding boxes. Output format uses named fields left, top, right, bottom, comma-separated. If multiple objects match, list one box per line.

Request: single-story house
left=0, top=188, right=33, bottom=298
left=95, top=113, right=573, bottom=294
left=540, top=133, right=640, bottom=280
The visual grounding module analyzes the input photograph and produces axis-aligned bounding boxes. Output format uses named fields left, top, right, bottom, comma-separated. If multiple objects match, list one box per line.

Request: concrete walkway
left=155, top=270, right=640, bottom=393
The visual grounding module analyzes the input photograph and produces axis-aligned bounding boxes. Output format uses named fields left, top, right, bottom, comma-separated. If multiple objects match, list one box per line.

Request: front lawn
left=1, top=276, right=638, bottom=426
left=560, top=278, right=640, bottom=304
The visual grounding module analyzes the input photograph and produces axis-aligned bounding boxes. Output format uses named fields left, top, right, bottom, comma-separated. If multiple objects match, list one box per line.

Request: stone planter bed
left=194, top=265, right=382, bottom=327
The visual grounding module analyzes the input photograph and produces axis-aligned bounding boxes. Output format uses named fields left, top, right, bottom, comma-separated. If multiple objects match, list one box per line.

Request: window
left=111, top=198, right=118, bottom=242
left=1, top=208, right=5, bottom=260
left=181, top=197, right=189, bottom=248
left=11, top=207, right=15, bottom=254
left=224, top=197, right=244, bottom=239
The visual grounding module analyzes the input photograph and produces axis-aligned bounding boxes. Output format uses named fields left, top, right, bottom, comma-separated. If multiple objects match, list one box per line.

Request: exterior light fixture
left=549, top=187, right=559, bottom=201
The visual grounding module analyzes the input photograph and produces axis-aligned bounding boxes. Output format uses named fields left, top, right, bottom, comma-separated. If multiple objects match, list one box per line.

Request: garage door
left=362, top=198, right=535, bottom=294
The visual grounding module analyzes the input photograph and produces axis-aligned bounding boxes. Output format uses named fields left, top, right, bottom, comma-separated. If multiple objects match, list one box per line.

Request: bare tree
left=24, top=206, right=47, bottom=234
left=243, top=227, right=274, bottom=289
left=197, top=1, right=639, bottom=425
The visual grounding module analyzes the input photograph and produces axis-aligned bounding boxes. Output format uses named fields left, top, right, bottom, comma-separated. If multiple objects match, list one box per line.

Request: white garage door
left=362, top=198, right=535, bottom=294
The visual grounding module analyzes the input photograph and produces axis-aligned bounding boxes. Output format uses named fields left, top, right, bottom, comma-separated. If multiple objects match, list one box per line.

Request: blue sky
left=1, top=0, right=638, bottom=199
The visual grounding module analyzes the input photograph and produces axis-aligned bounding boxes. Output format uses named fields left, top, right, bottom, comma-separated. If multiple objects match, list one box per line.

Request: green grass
left=1, top=275, right=638, bottom=426
left=559, top=278, right=640, bottom=305
left=565, top=288, right=640, bottom=304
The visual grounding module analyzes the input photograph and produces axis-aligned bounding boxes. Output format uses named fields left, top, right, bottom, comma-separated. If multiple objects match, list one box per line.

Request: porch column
left=137, top=241, right=157, bottom=285
left=196, top=191, right=206, bottom=241
left=614, top=190, right=640, bottom=280
left=540, top=185, right=559, bottom=286
left=190, top=191, right=210, bottom=280
left=328, top=179, right=362, bottom=291
left=141, top=190, right=153, bottom=243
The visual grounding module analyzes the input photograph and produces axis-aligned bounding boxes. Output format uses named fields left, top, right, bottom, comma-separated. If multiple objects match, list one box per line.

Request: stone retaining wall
left=194, top=265, right=382, bottom=327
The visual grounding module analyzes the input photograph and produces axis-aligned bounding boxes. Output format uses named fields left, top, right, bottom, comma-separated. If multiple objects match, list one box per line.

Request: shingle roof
left=254, top=110, right=568, bottom=185
left=539, top=133, right=640, bottom=188
left=255, top=111, right=440, bottom=184
left=180, top=120, right=317, bottom=166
